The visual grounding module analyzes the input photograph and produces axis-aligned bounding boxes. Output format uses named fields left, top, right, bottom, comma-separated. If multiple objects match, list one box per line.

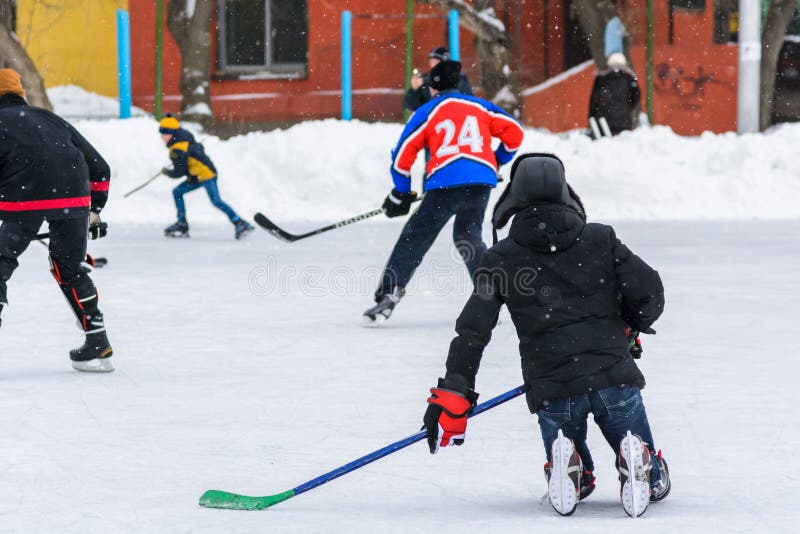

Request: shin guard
left=49, top=256, right=105, bottom=334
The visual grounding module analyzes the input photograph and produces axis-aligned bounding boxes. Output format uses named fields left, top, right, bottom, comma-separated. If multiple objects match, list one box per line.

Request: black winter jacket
left=588, top=67, right=641, bottom=134
left=0, top=94, right=110, bottom=221
left=444, top=203, right=664, bottom=412
left=403, top=72, right=473, bottom=111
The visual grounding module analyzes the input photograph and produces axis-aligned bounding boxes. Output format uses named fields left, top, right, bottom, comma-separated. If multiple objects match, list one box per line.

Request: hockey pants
left=375, top=185, right=490, bottom=300
left=0, top=216, right=105, bottom=333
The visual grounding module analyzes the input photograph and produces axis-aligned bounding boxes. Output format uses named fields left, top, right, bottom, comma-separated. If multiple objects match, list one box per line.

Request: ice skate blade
left=620, top=432, right=650, bottom=518
left=362, top=314, right=386, bottom=327
left=548, top=430, right=580, bottom=516
left=72, top=358, right=115, bottom=373
left=165, top=232, right=190, bottom=238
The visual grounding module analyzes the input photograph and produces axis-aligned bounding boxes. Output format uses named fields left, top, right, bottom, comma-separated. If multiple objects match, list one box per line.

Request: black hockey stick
left=255, top=197, right=423, bottom=243
left=34, top=236, right=107, bottom=267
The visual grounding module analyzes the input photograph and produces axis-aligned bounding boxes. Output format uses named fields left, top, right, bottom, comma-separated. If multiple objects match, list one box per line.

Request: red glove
left=423, top=379, right=478, bottom=454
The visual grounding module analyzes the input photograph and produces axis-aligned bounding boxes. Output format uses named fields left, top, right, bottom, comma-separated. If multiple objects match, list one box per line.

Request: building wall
left=523, top=0, right=739, bottom=134
left=16, top=0, right=128, bottom=97
left=115, top=0, right=737, bottom=133
left=130, top=1, right=481, bottom=123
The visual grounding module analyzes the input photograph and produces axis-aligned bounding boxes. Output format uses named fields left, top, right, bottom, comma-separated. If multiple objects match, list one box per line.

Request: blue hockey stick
left=199, top=384, right=526, bottom=510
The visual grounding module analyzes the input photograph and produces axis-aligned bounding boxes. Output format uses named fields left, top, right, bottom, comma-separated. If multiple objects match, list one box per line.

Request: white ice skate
left=618, top=431, right=652, bottom=518
left=546, top=429, right=582, bottom=516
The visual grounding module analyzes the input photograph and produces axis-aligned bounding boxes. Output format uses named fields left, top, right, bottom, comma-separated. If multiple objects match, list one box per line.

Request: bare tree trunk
left=760, top=0, right=797, bottom=130
left=470, top=0, right=516, bottom=111
left=417, top=0, right=518, bottom=113
left=166, top=0, right=214, bottom=126
left=0, top=0, right=52, bottom=110
left=570, top=0, right=616, bottom=69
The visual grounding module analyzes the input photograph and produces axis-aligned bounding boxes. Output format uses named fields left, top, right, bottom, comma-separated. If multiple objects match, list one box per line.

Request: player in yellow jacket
left=158, top=115, right=253, bottom=239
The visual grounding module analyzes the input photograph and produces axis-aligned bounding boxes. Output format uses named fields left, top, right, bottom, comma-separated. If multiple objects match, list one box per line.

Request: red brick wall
left=633, top=45, right=738, bottom=135
left=131, top=0, right=739, bottom=134
left=130, top=1, right=481, bottom=123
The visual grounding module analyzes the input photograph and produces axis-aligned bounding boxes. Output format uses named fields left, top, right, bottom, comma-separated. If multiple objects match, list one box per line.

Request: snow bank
left=49, top=85, right=147, bottom=119
left=49, top=87, right=800, bottom=225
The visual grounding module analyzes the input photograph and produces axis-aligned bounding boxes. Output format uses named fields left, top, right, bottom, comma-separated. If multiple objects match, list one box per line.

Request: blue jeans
left=376, top=185, right=490, bottom=298
left=537, top=385, right=661, bottom=484
left=172, top=178, right=240, bottom=223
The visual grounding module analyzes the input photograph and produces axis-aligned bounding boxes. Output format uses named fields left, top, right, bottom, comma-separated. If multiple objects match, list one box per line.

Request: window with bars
left=671, top=0, right=706, bottom=10
left=217, top=0, right=308, bottom=78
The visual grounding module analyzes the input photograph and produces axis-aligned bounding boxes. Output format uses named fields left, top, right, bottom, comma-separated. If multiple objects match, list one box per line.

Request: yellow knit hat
left=0, top=69, right=25, bottom=98
left=158, top=113, right=180, bottom=133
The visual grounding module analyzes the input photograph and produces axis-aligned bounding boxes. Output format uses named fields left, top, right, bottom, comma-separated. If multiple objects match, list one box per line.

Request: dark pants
left=376, top=185, right=490, bottom=299
left=0, top=216, right=104, bottom=333
left=536, top=385, right=661, bottom=484
left=173, top=178, right=240, bottom=223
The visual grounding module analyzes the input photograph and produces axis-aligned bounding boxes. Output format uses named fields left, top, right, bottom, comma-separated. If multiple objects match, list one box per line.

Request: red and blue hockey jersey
left=390, top=92, right=525, bottom=192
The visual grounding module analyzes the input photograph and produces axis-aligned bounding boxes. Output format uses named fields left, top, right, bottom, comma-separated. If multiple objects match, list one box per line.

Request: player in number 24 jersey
left=364, top=60, right=525, bottom=325
left=390, top=75, right=524, bottom=193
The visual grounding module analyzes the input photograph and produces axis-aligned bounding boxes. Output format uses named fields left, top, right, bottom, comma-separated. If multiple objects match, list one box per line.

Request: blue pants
left=172, top=179, right=240, bottom=223
left=537, top=385, right=661, bottom=484
left=376, top=185, right=490, bottom=299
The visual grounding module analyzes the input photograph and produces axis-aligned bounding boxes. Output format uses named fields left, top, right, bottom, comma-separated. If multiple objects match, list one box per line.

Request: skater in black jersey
left=0, top=69, right=114, bottom=372
left=422, top=153, right=670, bottom=517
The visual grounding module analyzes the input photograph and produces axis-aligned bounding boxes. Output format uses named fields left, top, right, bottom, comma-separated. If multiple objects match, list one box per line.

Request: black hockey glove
left=423, top=378, right=478, bottom=454
left=625, top=326, right=643, bottom=359
left=160, top=167, right=172, bottom=177
left=382, top=189, right=418, bottom=218
left=89, top=213, right=108, bottom=240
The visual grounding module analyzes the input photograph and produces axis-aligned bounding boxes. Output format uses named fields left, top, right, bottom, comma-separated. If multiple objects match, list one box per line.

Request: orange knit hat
left=0, top=69, right=25, bottom=97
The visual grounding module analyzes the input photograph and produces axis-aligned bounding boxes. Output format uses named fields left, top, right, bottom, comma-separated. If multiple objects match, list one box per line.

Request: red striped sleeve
left=90, top=181, right=110, bottom=192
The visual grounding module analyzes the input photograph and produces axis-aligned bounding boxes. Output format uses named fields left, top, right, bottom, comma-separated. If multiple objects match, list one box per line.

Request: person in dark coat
left=421, top=153, right=670, bottom=516
left=588, top=53, right=641, bottom=137
left=403, top=46, right=473, bottom=111
left=0, top=69, right=114, bottom=372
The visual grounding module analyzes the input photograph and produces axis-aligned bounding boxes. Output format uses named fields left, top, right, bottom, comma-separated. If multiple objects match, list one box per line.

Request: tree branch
left=417, top=0, right=509, bottom=45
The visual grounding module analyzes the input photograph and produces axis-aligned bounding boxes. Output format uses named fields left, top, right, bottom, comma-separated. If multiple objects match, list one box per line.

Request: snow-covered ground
left=0, top=220, right=797, bottom=533
left=0, top=89, right=796, bottom=531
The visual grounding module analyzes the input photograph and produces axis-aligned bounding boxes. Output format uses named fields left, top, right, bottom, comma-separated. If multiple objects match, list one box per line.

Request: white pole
left=738, top=0, right=761, bottom=133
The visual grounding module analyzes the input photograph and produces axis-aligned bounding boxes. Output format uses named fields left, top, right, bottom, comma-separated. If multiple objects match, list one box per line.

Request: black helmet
left=429, top=46, right=449, bottom=61
left=429, top=60, right=462, bottom=91
left=492, top=153, right=585, bottom=242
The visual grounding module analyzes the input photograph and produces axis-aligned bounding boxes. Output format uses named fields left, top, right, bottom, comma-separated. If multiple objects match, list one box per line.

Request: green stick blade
left=199, top=489, right=295, bottom=510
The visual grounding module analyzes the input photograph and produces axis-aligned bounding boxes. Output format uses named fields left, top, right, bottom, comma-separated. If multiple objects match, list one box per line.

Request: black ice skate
left=649, top=450, right=671, bottom=502
left=164, top=219, right=189, bottom=238
left=362, top=286, right=404, bottom=326
left=234, top=219, right=254, bottom=239
left=545, top=429, right=583, bottom=516
left=618, top=431, right=652, bottom=517
left=70, top=331, right=114, bottom=373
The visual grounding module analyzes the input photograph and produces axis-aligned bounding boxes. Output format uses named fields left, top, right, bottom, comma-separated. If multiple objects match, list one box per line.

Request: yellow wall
left=16, top=0, right=129, bottom=96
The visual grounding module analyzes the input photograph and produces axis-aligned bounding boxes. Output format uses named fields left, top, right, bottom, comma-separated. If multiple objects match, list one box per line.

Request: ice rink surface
left=0, top=219, right=796, bottom=533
